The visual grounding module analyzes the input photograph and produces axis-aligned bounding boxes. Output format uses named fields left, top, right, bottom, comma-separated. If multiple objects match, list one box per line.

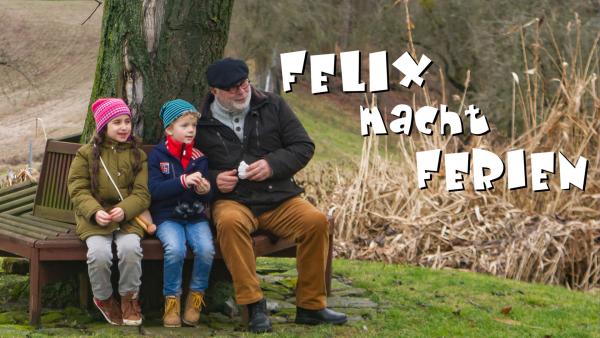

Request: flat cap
left=206, top=58, right=249, bottom=89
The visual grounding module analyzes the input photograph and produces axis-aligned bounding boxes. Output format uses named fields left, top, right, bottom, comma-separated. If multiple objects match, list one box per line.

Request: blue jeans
left=156, top=219, right=215, bottom=296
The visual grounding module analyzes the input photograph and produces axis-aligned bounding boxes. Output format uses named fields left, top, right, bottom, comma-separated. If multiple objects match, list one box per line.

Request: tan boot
left=182, top=291, right=205, bottom=326
left=163, top=296, right=181, bottom=327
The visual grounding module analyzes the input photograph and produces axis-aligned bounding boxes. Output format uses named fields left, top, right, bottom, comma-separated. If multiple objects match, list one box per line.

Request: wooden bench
left=0, top=139, right=334, bottom=326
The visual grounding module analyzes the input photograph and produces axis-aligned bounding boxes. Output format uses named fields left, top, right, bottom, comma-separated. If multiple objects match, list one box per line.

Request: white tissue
left=238, top=161, right=249, bottom=179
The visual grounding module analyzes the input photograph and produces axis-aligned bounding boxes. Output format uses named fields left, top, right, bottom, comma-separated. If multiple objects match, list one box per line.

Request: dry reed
left=297, top=11, right=600, bottom=290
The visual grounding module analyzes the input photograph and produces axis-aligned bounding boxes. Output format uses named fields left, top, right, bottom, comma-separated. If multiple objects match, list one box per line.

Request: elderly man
left=195, top=58, right=347, bottom=333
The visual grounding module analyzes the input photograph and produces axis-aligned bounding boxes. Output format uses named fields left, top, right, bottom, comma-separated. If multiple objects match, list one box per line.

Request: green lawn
left=330, top=259, right=599, bottom=338
left=248, top=258, right=600, bottom=338
left=251, top=258, right=599, bottom=337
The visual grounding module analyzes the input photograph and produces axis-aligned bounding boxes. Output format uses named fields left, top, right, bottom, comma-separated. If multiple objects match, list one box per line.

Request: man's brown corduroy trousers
left=212, top=197, right=329, bottom=310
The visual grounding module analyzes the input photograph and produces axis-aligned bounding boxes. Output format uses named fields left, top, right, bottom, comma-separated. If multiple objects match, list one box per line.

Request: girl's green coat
left=67, top=137, right=151, bottom=240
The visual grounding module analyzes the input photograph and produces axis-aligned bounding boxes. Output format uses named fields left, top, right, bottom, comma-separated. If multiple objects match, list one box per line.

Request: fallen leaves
left=500, top=306, right=513, bottom=315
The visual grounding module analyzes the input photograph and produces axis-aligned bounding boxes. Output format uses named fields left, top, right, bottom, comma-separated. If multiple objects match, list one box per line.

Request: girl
left=67, top=98, right=151, bottom=326
left=148, top=99, right=214, bottom=327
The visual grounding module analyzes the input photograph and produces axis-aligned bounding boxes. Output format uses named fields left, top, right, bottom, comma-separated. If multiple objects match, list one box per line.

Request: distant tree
left=226, top=0, right=344, bottom=93
left=225, top=0, right=600, bottom=134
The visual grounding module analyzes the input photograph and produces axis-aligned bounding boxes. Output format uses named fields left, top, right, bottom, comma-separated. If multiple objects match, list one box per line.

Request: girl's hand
left=109, top=207, right=125, bottom=223
left=95, top=210, right=112, bottom=226
left=194, top=177, right=211, bottom=195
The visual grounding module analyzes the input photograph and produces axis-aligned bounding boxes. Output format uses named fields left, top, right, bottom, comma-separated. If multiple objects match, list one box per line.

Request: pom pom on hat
left=92, top=98, right=131, bottom=133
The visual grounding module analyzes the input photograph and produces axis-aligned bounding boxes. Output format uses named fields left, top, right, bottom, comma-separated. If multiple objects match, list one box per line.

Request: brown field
left=0, top=0, right=101, bottom=169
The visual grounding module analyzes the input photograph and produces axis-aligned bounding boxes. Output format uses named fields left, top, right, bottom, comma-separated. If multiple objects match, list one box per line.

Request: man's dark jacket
left=195, top=87, right=315, bottom=216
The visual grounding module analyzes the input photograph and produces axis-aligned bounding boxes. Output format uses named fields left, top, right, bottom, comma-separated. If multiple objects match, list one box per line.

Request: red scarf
left=166, top=135, right=193, bottom=170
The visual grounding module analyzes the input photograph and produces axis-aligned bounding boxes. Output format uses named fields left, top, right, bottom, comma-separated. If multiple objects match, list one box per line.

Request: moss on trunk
left=81, top=0, right=234, bottom=144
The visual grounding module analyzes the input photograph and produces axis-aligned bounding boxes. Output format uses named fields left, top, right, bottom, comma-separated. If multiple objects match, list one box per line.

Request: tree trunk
left=81, top=0, right=234, bottom=144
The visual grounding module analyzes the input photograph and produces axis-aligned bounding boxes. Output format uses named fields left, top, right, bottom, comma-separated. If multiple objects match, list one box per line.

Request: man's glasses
left=224, top=79, right=250, bottom=93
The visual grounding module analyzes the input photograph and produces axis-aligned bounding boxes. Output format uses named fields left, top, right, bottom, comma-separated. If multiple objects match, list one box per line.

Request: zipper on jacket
left=255, top=119, right=261, bottom=149
left=216, top=131, right=231, bottom=157
left=171, top=161, right=176, bottom=178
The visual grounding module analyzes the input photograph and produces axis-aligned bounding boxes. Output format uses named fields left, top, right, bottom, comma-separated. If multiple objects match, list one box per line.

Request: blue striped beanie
left=159, top=99, right=199, bottom=128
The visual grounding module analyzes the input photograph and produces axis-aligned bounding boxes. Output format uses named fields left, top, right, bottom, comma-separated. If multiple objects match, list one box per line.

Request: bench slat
left=0, top=229, right=37, bottom=248
left=0, top=186, right=38, bottom=204
left=0, top=221, right=47, bottom=240
left=252, top=235, right=295, bottom=257
left=0, top=181, right=36, bottom=198
left=36, top=238, right=83, bottom=249
left=0, top=214, right=71, bottom=234
left=0, top=195, right=35, bottom=213
left=58, top=152, right=73, bottom=210
left=32, top=205, right=75, bottom=224
left=21, top=214, right=74, bottom=230
left=3, top=203, right=34, bottom=215
left=0, top=215, right=61, bottom=237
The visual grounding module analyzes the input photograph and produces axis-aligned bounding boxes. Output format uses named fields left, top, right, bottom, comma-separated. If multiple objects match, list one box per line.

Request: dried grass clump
left=0, top=168, right=38, bottom=189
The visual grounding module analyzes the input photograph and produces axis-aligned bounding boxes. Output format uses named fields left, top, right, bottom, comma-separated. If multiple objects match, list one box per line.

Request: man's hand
left=109, top=207, right=125, bottom=223
left=217, top=169, right=238, bottom=193
left=95, top=210, right=112, bottom=226
left=245, top=159, right=273, bottom=182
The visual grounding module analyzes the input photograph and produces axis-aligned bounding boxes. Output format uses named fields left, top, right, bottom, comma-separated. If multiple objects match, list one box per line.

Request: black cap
left=206, top=58, right=249, bottom=89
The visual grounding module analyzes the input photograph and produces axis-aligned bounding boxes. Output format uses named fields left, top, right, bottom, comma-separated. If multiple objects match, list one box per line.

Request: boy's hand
left=216, top=169, right=238, bottom=193
left=184, top=172, right=204, bottom=188
left=194, top=177, right=211, bottom=195
left=95, top=210, right=112, bottom=226
left=109, top=207, right=125, bottom=223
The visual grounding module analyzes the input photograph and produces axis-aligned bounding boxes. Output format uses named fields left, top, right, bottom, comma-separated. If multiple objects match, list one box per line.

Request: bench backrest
left=33, top=139, right=153, bottom=223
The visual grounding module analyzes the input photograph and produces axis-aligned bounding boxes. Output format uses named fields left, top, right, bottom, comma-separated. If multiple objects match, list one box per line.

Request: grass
left=283, top=89, right=362, bottom=162
left=262, top=258, right=599, bottom=338
left=330, top=259, right=599, bottom=337
left=0, top=258, right=597, bottom=337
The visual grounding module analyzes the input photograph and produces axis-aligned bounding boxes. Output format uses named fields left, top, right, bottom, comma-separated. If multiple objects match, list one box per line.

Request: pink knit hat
left=92, top=98, right=132, bottom=133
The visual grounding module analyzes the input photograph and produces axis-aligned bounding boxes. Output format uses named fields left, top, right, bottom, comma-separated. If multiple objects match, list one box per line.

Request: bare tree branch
left=81, top=0, right=103, bottom=26
left=0, top=48, right=40, bottom=102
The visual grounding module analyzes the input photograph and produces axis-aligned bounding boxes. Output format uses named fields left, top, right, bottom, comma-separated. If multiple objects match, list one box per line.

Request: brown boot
left=121, top=292, right=142, bottom=326
left=163, top=295, right=181, bottom=327
left=93, top=295, right=123, bottom=325
left=182, top=291, right=205, bottom=326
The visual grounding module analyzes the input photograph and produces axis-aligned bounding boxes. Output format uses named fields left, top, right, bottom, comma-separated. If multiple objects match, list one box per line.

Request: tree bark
left=81, top=0, right=234, bottom=144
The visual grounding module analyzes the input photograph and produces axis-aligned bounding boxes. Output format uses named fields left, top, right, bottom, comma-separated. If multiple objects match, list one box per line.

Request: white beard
left=220, top=91, right=251, bottom=113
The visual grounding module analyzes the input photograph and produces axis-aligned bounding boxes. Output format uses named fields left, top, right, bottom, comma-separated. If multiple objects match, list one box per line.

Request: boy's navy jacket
left=148, top=138, right=212, bottom=225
